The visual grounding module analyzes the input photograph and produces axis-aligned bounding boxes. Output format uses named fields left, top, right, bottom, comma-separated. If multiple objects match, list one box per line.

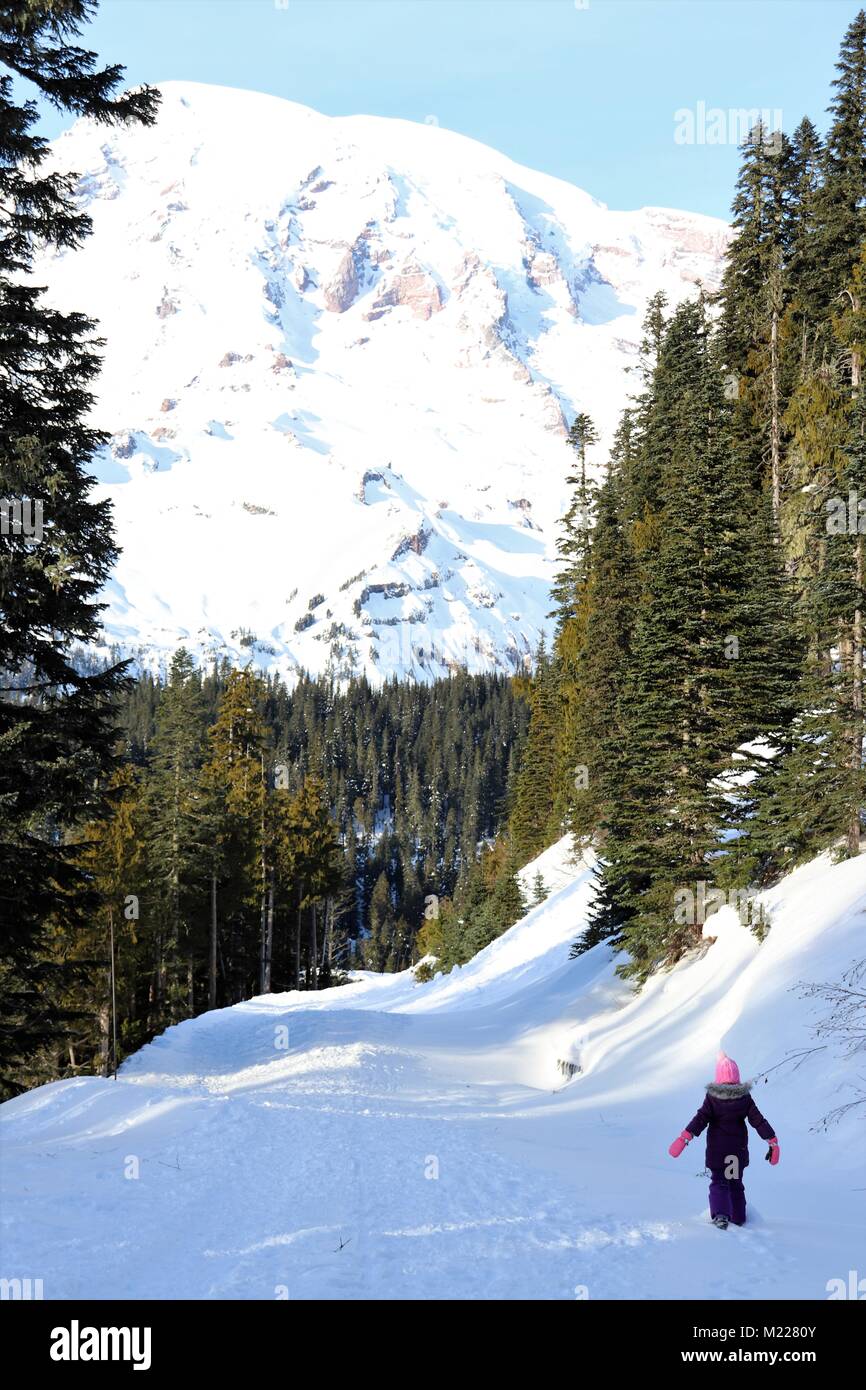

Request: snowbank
left=1, top=839, right=864, bottom=1299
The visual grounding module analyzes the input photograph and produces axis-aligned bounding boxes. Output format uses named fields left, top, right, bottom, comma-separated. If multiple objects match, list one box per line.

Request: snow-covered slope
left=2, top=841, right=864, bottom=1300
left=39, top=82, right=729, bottom=681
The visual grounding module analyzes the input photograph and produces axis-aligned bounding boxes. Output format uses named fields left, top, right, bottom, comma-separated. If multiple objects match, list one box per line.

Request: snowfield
left=36, top=82, right=729, bottom=683
left=2, top=839, right=864, bottom=1301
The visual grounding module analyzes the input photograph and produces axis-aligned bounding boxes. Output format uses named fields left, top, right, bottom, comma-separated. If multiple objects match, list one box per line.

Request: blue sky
left=39, top=0, right=859, bottom=218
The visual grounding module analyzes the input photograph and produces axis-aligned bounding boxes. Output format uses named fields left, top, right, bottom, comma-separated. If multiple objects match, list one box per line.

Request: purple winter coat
left=685, top=1081, right=775, bottom=1171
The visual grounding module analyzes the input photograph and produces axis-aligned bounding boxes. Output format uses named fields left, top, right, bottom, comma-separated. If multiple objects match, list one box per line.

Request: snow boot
left=712, top=1214, right=729, bottom=1230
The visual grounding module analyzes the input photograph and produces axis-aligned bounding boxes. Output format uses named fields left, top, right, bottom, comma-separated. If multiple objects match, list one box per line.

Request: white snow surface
left=2, top=839, right=864, bottom=1301
left=37, top=82, right=730, bottom=682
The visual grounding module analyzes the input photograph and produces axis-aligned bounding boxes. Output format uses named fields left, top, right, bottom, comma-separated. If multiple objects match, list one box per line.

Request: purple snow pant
left=709, top=1168, right=747, bottom=1226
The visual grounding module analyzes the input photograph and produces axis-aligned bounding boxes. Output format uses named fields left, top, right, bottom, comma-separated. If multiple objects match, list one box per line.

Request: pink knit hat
left=715, top=1051, right=740, bottom=1084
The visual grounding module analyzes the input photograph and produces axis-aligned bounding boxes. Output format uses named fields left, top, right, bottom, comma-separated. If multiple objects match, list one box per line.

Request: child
left=668, top=1052, right=779, bottom=1229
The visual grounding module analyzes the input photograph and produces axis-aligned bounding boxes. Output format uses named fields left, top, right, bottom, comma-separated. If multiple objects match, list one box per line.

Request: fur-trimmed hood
left=706, top=1080, right=753, bottom=1100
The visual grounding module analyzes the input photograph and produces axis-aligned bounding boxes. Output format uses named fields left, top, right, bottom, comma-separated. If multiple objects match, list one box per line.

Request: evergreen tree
left=549, top=412, right=599, bottom=834
left=753, top=257, right=866, bottom=867
left=509, top=642, right=561, bottom=862
left=365, top=869, right=393, bottom=973
left=277, top=775, right=342, bottom=988
left=786, top=117, right=825, bottom=341
left=142, top=649, right=210, bottom=1026
left=567, top=416, right=638, bottom=842
left=72, top=763, right=144, bottom=1077
left=812, top=9, right=866, bottom=331
left=460, top=840, right=526, bottom=959
left=587, top=300, right=798, bottom=976
left=719, top=121, right=793, bottom=515
left=0, top=1, right=158, bottom=1094
left=200, top=669, right=269, bottom=1001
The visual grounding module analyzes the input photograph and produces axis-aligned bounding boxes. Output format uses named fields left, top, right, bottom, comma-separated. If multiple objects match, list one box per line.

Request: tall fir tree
left=587, top=300, right=799, bottom=976
left=811, top=9, right=866, bottom=336
left=200, top=668, right=269, bottom=1002
left=72, top=763, right=144, bottom=1077
left=549, top=412, right=598, bottom=837
left=142, top=649, right=210, bottom=1026
left=0, top=1, right=158, bottom=1094
left=509, top=641, right=561, bottom=863
left=566, top=415, right=638, bottom=843
left=719, top=121, right=793, bottom=517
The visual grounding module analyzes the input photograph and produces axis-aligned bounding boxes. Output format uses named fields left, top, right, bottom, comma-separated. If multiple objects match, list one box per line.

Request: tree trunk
left=259, top=750, right=268, bottom=993
left=770, top=303, right=781, bottom=524
left=294, top=880, right=304, bottom=991
left=154, top=925, right=165, bottom=1024
left=217, top=930, right=228, bottom=1003
left=108, top=906, right=118, bottom=1080
left=98, top=999, right=110, bottom=1079
left=259, top=886, right=267, bottom=995
left=321, top=895, right=333, bottom=978
left=849, top=532, right=863, bottom=857
left=310, top=900, right=318, bottom=991
left=209, top=872, right=218, bottom=1010
left=263, top=868, right=275, bottom=993
left=847, top=315, right=862, bottom=856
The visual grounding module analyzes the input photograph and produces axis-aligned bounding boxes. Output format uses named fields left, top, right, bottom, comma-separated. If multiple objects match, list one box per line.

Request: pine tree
left=719, top=121, right=793, bottom=516
left=529, top=871, right=548, bottom=907
left=0, top=2, right=158, bottom=1093
left=769, top=258, right=866, bottom=861
left=509, top=642, right=561, bottom=862
left=277, top=775, right=342, bottom=988
left=813, top=10, right=866, bottom=327
left=587, top=300, right=799, bottom=976
left=567, top=416, right=638, bottom=842
left=786, top=117, right=826, bottom=342
left=200, top=669, right=269, bottom=1001
left=365, top=869, right=393, bottom=973
left=550, top=412, right=598, bottom=618
left=142, top=649, right=210, bottom=1026
left=461, top=840, right=526, bottom=958
left=548, top=412, right=599, bottom=834
left=72, top=763, right=144, bottom=1077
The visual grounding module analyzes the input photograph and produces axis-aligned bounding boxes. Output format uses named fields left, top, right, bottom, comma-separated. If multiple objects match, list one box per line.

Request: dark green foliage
left=143, top=649, right=212, bottom=1023
left=15, top=666, right=529, bottom=1087
left=811, top=9, right=866, bottom=330
left=509, top=644, right=561, bottom=862
left=460, top=846, right=526, bottom=959
left=565, top=16, right=864, bottom=978
left=566, top=417, right=637, bottom=843
left=0, top=0, right=158, bottom=1095
left=418, top=836, right=527, bottom=972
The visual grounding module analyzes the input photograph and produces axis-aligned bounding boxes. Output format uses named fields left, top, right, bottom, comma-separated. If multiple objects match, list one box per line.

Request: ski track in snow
left=2, top=840, right=865, bottom=1300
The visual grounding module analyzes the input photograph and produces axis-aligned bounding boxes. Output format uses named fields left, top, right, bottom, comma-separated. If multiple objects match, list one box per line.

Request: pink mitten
left=766, top=1137, right=780, bottom=1166
left=668, top=1130, right=693, bottom=1158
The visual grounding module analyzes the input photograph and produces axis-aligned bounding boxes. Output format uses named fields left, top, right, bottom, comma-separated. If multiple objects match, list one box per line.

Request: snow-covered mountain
left=3, top=841, right=864, bottom=1299
left=41, top=82, right=730, bottom=681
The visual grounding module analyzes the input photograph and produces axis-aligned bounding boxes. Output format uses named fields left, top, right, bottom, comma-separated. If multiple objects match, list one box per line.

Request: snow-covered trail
left=2, top=843, right=865, bottom=1300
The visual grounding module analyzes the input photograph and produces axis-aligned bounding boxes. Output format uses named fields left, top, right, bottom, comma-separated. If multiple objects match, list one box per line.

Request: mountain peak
left=40, top=83, right=730, bottom=683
